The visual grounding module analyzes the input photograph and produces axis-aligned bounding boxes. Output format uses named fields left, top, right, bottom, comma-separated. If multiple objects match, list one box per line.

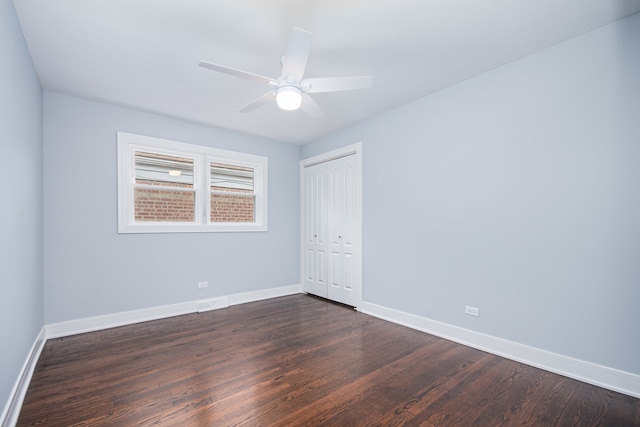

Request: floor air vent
left=197, top=297, right=229, bottom=313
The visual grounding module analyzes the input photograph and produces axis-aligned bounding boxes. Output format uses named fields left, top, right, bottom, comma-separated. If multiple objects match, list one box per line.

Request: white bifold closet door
left=303, top=154, right=357, bottom=306
left=302, top=161, right=328, bottom=298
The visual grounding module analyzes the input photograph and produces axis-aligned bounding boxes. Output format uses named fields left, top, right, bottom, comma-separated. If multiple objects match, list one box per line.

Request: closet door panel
left=302, top=162, right=328, bottom=297
left=327, top=155, right=357, bottom=306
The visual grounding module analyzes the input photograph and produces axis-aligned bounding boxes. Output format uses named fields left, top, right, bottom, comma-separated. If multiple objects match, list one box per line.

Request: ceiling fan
left=199, top=27, right=373, bottom=118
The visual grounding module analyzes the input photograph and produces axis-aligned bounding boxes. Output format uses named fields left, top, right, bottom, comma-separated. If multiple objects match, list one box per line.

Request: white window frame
left=117, top=132, right=267, bottom=233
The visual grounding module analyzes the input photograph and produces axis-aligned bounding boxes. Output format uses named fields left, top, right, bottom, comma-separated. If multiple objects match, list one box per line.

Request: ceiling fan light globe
left=276, top=86, right=302, bottom=110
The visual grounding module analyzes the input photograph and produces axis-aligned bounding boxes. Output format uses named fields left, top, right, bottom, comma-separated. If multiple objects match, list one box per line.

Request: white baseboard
left=46, top=284, right=302, bottom=339
left=46, top=300, right=197, bottom=339
left=227, top=284, right=302, bottom=306
left=1, top=326, right=47, bottom=427
left=359, top=301, right=640, bottom=399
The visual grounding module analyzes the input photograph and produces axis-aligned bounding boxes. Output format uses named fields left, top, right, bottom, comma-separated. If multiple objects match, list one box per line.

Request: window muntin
left=118, top=132, right=267, bottom=233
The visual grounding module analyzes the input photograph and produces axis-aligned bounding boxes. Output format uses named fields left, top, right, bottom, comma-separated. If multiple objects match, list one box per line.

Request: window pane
left=210, top=162, right=255, bottom=223
left=134, top=152, right=195, bottom=222
left=135, top=188, right=195, bottom=222
left=135, top=152, right=193, bottom=187
left=211, top=193, right=255, bottom=223
left=211, top=163, right=253, bottom=192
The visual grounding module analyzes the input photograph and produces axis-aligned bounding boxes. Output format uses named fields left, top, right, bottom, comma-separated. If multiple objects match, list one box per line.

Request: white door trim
left=300, top=143, right=363, bottom=308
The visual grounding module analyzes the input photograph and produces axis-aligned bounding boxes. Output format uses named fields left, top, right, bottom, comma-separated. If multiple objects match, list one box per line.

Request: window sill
left=118, top=223, right=268, bottom=234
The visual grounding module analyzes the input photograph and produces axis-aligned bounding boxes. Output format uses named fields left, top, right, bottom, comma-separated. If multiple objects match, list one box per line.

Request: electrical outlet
left=198, top=281, right=208, bottom=289
left=465, top=305, right=479, bottom=317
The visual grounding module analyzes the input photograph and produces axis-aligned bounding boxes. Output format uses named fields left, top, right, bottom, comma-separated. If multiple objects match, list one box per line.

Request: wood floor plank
left=374, top=351, right=497, bottom=426
left=16, top=294, right=640, bottom=426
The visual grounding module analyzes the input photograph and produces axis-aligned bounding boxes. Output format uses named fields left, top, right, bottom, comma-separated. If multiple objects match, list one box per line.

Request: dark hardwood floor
left=17, top=294, right=639, bottom=426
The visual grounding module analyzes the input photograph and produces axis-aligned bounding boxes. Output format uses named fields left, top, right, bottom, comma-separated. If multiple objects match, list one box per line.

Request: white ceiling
left=13, top=0, right=640, bottom=144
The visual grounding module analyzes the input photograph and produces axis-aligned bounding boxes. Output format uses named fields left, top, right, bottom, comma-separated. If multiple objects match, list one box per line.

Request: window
left=117, top=132, right=267, bottom=233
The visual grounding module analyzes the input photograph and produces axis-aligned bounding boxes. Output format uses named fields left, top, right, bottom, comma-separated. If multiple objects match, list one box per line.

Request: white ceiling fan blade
left=301, top=93, right=324, bottom=118
left=239, top=91, right=274, bottom=113
left=281, top=27, right=312, bottom=82
left=303, top=76, right=374, bottom=93
left=199, top=61, right=275, bottom=85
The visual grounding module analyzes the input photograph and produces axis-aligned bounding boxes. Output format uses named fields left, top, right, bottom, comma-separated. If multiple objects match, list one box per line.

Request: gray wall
left=0, top=0, right=44, bottom=414
left=302, top=13, right=640, bottom=374
left=43, top=92, right=300, bottom=323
